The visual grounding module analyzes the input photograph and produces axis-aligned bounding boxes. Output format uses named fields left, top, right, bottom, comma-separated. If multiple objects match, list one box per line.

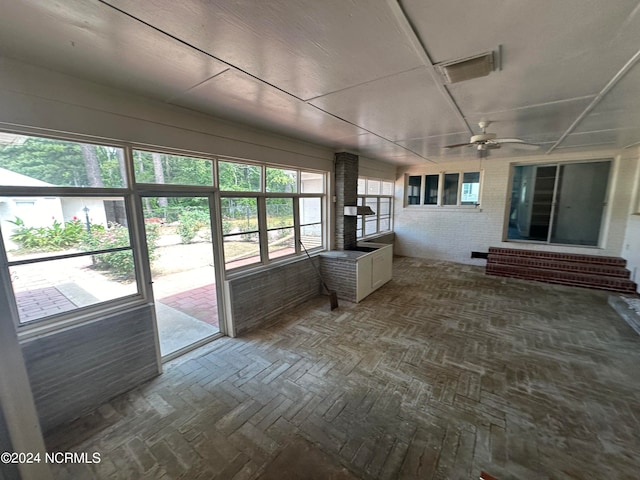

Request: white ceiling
left=1, top=0, right=640, bottom=165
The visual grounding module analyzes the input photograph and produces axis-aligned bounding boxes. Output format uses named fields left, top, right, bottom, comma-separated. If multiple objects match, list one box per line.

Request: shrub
left=8, top=216, right=86, bottom=251
left=222, top=218, right=232, bottom=235
left=177, top=209, right=209, bottom=244
left=81, top=222, right=159, bottom=280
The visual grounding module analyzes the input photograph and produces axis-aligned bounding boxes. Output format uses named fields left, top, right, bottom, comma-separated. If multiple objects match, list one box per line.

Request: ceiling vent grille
left=439, top=52, right=495, bottom=84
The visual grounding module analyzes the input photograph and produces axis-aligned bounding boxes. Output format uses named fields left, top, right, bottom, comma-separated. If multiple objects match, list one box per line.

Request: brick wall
left=319, top=256, right=357, bottom=302
left=394, top=152, right=637, bottom=265
left=335, top=152, right=359, bottom=250
left=226, top=258, right=321, bottom=336
left=21, top=305, right=159, bottom=433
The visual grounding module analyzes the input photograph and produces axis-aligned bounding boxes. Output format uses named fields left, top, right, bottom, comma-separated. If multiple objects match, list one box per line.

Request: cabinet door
left=356, top=256, right=373, bottom=303
left=371, top=249, right=392, bottom=290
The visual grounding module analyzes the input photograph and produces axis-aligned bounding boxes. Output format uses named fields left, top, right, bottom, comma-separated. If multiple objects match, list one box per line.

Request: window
left=0, top=130, right=330, bottom=330
left=133, top=151, right=213, bottom=186
left=266, top=167, right=297, bottom=193
left=0, top=134, right=140, bottom=325
left=424, top=175, right=439, bottom=205
left=443, top=173, right=459, bottom=205
left=406, top=171, right=481, bottom=207
left=0, top=134, right=127, bottom=188
left=461, top=172, right=480, bottom=205
left=4, top=197, right=138, bottom=324
left=300, top=197, right=322, bottom=249
left=266, top=197, right=294, bottom=259
left=407, top=176, right=421, bottom=205
left=301, top=172, right=324, bottom=193
left=219, top=160, right=326, bottom=271
left=357, top=177, right=394, bottom=239
left=221, top=197, right=260, bottom=269
left=219, top=161, right=261, bottom=191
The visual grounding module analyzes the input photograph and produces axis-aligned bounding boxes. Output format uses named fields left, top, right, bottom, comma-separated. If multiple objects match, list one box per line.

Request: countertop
left=319, top=243, right=392, bottom=262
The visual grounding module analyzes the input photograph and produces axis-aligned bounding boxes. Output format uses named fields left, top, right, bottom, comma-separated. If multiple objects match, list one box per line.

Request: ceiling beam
left=547, top=47, right=640, bottom=154
left=386, top=0, right=474, bottom=136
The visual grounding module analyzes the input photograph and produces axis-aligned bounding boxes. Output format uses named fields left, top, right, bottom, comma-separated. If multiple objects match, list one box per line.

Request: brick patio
left=15, top=287, right=77, bottom=322
left=158, top=284, right=219, bottom=328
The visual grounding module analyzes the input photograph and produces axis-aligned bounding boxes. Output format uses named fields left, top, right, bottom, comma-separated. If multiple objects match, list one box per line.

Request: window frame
left=5, top=192, right=141, bottom=327
left=0, top=129, right=330, bottom=333
left=404, top=170, right=483, bottom=208
left=0, top=138, right=146, bottom=331
left=218, top=159, right=327, bottom=274
left=356, top=177, right=394, bottom=240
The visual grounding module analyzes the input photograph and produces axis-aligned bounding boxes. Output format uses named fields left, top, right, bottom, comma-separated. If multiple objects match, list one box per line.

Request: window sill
left=357, top=231, right=394, bottom=242
left=17, top=296, right=149, bottom=342
left=224, top=250, right=324, bottom=281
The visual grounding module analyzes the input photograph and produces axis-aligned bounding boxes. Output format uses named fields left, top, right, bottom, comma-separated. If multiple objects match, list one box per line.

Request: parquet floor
left=47, top=257, right=640, bottom=479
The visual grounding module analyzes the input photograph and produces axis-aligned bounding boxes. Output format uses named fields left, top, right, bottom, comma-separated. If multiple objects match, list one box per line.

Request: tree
left=80, top=144, right=104, bottom=187
left=219, top=161, right=261, bottom=191
left=116, top=149, right=126, bottom=181
left=0, top=136, right=85, bottom=186
left=0, top=136, right=124, bottom=187
left=266, top=168, right=296, bottom=193
left=151, top=152, right=167, bottom=208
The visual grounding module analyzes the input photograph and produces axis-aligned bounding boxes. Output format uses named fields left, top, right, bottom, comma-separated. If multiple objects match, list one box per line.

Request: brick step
left=487, top=254, right=631, bottom=278
left=488, top=247, right=627, bottom=267
left=486, top=263, right=638, bottom=293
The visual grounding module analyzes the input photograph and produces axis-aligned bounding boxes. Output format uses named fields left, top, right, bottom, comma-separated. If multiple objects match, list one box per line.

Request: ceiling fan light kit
left=444, top=120, right=540, bottom=155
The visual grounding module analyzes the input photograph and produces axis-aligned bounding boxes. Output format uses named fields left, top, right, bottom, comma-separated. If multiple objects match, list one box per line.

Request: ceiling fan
left=444, top=121, right=540, bottom=154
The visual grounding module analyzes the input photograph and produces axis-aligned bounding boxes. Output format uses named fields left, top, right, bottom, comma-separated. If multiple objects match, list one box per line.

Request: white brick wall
left=394, top=150, right=639, bottom=265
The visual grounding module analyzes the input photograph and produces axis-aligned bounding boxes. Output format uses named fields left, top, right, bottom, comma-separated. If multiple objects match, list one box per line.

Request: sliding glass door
left=507, top=160, right=610, bottom=246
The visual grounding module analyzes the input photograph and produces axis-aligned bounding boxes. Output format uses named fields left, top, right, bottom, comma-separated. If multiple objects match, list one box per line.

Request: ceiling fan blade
left=511, top=143, right=541, bottom=150
left=492, top=138, right=540, bottom=150
left=492, top=137, right=528, bottom=143
left=443, top=142, right=472, bottom=149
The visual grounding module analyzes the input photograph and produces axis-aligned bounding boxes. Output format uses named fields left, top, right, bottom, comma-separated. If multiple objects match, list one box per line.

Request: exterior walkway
left=46, top=257, right=640, bottom=479
left=15, top=286, right=78, bottom=322
left=158, top=284, right=218, bottom=328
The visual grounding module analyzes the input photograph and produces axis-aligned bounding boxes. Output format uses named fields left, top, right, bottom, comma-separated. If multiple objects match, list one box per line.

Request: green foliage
left=266, top=167, right=296, bottom=193
left=220, top=198, right=259, bottom=233
left=8, top=217, right=85, bottom=250
left=0, top=137, right=283, bottom=194
left=81, top=223, right=159, bottom=279
left=0, top=136, right=124, bottom=187
left=132, top=151, right=213, bottom=186
left=176, top=209, right=210, bottom=244
left=7, top=216, right=159, bottom=280
left=0, top=137, right=84, bottom=186
left=219, top=161, right=261, bottom=191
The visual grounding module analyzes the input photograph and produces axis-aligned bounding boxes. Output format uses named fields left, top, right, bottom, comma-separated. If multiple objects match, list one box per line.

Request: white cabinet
left=320, top=242, right=393, bottom=303
left=356, top=244, right=393, bottom=302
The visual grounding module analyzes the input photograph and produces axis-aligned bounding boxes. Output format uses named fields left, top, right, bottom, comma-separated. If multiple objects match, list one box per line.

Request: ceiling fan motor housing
left=470, top=132, right=497, bottom=144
